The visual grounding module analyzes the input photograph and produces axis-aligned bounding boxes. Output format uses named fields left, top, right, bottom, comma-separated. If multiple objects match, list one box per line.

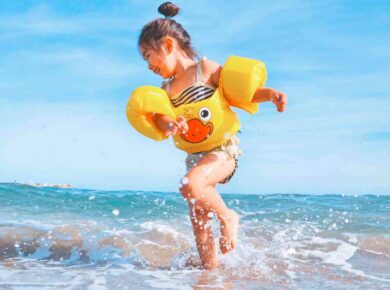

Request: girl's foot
left=219, top=210, right=239, bottom=254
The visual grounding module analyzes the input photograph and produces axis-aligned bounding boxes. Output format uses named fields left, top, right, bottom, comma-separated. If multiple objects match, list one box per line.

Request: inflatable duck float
left=126, top=55, right=267, bottom=154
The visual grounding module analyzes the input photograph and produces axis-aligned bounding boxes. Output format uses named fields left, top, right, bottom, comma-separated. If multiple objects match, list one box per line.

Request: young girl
left=137, top=2, right=287, bottom=270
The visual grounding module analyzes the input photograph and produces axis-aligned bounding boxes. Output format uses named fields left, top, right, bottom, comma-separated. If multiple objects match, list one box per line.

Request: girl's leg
left=189, top=204, right=217, bottom=269
left=180, top=153, right=240, bottom=255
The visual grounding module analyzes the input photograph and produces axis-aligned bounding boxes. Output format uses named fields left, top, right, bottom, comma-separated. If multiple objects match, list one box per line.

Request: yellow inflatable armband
left=219, top=55, right=267, bottom=114
left=126, top=55, right=267, bottom=152
left=126, top=86, right=176, bottom=141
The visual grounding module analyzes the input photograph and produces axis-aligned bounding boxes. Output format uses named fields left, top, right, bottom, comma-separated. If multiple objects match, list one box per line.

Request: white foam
left=297, top=236, right=390, bottom=282
left=136, top=268, right=197, bottom=290
left=307, top=237, right=357, bottom=266
left=86, top=276, right=107, bottom=290
left=103, top=228, right=132, bottom=236
left=344, top=233, right=358, bottom=244
left=139, top=221, right=184, bottom=240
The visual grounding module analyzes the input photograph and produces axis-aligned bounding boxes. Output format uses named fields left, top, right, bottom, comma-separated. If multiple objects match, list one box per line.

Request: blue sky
left=0, top=0, right=389, bottom=194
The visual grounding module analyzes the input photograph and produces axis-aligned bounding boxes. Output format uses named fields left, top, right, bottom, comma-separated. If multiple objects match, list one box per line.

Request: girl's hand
left=153, top=114, right=188, bottom=136
left=270, top=90, right=287, bottom=112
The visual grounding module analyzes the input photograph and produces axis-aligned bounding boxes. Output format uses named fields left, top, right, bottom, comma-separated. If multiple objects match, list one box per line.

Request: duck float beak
left=180, top=118, right=213, bottom=143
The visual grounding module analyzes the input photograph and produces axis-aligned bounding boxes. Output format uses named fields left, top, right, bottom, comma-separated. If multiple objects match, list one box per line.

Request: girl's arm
left=153, top=114, right=187, bottom=136
left=153, top=83, right=188, bottom=136
left=197, top=58, right=221, bottom=87
left=252, top=87, right=287, bottom=112
left=205, top=59, right=287, bottom=112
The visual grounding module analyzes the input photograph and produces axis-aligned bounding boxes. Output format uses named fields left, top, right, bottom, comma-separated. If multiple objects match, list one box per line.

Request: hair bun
left=158, top=2, right=180, bottom=18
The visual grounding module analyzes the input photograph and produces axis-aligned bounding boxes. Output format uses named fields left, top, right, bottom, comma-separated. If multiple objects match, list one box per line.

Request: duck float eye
left=199, top=107, right=212, bottom=122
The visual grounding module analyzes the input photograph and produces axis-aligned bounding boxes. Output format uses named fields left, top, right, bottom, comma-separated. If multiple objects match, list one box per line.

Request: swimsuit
left=164, top=57, right=242, bottom=184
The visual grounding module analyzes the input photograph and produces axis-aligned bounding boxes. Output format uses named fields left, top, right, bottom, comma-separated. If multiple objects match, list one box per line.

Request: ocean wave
left=1, top=183, right=390, bottom=289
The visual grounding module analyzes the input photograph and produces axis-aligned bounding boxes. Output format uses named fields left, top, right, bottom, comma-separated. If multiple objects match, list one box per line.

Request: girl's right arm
left=154, top=80, right=188, bottom=136
left=153, top=114, right=188, bottom=136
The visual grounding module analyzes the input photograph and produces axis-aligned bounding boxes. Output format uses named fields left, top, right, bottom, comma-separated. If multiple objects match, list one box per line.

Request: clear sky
left=0, top=0, right=389, bottom=194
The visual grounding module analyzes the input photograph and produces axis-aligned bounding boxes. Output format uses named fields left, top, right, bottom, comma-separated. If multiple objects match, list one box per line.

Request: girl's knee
left=179, top=177, right=205, bottom=200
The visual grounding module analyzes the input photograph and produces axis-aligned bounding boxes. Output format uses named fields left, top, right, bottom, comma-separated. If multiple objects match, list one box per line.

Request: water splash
left=1, top=183, right=390, bottom=289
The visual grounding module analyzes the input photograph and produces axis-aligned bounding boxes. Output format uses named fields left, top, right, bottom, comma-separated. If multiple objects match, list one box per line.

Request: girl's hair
left=138, top=2, right=199, bottom=60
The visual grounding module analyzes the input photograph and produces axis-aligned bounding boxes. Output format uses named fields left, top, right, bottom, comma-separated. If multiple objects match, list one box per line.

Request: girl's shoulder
left=201, top=58, right=222, bottom=87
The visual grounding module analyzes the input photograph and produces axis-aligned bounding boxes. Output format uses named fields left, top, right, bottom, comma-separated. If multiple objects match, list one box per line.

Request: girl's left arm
left=252, top=87, right=287, bottom=112
left=205, top=59, right=287, bottom=112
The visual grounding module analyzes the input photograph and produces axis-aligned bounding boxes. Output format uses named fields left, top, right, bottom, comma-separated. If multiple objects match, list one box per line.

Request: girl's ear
left=162, top=36, right=175, bottom=53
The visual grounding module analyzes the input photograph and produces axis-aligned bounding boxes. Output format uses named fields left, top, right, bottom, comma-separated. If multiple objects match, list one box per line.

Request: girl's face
left=139, top=39, right=176, bottom=79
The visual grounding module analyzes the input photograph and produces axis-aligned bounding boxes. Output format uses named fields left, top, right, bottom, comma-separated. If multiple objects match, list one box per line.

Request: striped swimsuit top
left=163, top=57, right=217, bottom=107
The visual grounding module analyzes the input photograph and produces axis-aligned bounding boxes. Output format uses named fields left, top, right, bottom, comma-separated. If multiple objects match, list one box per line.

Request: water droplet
left=181, top=177, right=189, bottom=185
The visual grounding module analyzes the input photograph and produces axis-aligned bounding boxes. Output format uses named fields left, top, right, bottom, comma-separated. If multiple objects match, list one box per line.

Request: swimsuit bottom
left=185, top=135, right=242, bottom=184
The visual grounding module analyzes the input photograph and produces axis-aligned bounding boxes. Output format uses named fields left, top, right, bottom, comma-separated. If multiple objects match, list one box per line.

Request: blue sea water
left=1, top=183, right=390, bottom=289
